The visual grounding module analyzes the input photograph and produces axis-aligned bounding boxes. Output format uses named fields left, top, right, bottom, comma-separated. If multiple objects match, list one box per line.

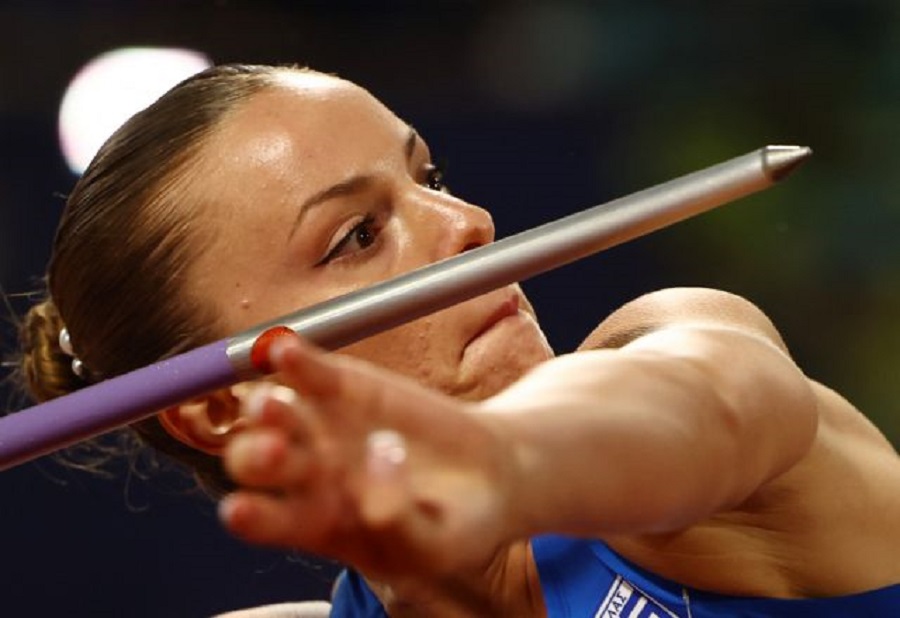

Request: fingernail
left=366, top=429, right=407, bottom=479
left=218, top=494, right=239, bottom=523
left=362, top=430, right=408, bottom=525
left=244, top=384, right=273, bottom=420
left=269, top=336, right=295, bottom=366
left=268, top=384, right=299, bottom=406
left=244, top=384, right=298, bottom=420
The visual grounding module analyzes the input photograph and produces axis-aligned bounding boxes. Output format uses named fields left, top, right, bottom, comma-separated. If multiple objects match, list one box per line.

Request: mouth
left=467, top=294, right=521, bottom=345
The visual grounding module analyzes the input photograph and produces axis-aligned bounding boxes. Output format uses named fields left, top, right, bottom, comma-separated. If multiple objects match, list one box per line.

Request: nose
left=419, top=193, right=495, bottom=260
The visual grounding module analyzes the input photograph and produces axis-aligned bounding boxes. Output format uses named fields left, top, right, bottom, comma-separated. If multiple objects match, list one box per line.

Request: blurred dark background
left=1, top=1, right=898, bottom=616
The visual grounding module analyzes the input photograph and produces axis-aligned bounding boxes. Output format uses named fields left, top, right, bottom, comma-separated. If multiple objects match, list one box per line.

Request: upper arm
left=579, top=287, right=791, bottom=356
left=483, top=288, right=819, bottom=532
left=578, top=288, right=819, bottom=501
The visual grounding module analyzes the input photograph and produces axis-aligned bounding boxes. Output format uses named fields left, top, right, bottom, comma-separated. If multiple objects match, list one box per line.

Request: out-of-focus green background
left=0, top=2, right=897, bottom=616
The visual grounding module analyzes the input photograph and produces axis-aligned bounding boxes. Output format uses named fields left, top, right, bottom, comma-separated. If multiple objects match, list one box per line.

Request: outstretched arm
left=488, top=312, right=817, bottom=537
left=218, top=287, right=817, bottom=580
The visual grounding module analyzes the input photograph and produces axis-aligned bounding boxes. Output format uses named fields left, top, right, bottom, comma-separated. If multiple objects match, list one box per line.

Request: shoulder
left=579, top=287, right=790, bottom=354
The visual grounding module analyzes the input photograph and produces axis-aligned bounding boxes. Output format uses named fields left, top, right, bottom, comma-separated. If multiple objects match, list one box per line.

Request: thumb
left=360, top=429, right=411, bottom=528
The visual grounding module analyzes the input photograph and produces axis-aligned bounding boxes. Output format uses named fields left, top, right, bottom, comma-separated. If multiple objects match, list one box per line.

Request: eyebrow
left=287, top=127, right=420, bottom=240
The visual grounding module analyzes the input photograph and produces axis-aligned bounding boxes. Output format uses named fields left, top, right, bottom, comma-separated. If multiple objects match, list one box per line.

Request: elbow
left=625, top=325, right=819, bottom=519
left=691, top=330, right=819, bottom=508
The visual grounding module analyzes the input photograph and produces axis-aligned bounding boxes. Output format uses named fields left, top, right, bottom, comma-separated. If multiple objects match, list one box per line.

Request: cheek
left=337, top=317, right=460, bottom=391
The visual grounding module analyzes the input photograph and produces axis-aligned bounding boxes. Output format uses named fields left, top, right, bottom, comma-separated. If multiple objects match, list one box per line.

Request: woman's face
left=185, top=71, right=553, bottom=400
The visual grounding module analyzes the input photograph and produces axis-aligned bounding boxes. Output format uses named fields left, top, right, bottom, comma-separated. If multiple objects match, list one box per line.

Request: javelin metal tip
left=762, top=145, right=813, bottom=182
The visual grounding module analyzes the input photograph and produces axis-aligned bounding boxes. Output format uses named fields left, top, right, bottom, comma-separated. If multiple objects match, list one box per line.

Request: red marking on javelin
left=250, top=326, right=296, bottom=374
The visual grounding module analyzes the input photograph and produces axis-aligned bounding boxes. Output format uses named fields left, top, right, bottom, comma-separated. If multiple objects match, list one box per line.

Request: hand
left=218, top=335, right=516, bottom=583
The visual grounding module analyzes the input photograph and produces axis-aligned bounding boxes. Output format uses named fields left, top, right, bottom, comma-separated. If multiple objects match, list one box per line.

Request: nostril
left=462, top=242, right=482, bottom=253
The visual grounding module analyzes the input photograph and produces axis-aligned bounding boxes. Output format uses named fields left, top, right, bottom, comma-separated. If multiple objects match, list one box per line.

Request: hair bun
left=19, top=299, right=85, bottom=402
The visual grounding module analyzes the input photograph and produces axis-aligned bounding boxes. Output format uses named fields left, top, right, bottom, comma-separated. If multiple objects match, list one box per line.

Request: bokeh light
left=58, top=47, right=211, bottom=174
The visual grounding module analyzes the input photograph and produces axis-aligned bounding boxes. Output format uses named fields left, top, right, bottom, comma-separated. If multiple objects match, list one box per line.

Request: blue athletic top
left=330, top=534, right=900, bottom=617
left=533, top=535, right=900, bottom=617
left=330, top=570, right=384, bottom=618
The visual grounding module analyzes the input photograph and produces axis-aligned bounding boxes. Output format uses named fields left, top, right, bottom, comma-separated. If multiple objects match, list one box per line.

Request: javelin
left=0, top=145, right=811, bottom=470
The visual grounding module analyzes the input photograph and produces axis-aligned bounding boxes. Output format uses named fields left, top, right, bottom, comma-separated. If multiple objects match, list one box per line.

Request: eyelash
left=424, top=160, right=449, bottom=192
left=318, top=213, right=379, bottom=265
left=317, top=159, right=449, bottom=266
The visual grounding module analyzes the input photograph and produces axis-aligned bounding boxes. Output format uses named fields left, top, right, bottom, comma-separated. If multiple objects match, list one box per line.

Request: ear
left=158, top=386, right=249, bottom=456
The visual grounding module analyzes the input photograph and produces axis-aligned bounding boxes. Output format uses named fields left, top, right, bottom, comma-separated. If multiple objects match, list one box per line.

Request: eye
left=318, top=214, right=379, bottom=265
left=423, top=160, right=449, bottom=193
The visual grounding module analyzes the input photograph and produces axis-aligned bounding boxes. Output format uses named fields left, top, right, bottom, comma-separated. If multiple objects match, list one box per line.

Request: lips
left=467, top=294, right=521, bottom=345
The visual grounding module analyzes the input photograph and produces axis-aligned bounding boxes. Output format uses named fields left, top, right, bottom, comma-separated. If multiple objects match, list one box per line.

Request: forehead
left=207, top=72, right=406, bottom=173
left=185, top=71, right=411, bottom=238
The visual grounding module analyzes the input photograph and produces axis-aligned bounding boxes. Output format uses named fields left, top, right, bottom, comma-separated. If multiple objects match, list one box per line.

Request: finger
left=359, top=429, right=411, bottom=528
left=242, top=383, right=311, bottom=435
left=224, top=428, right=316, bottom=489
left=269, top=335, right=348, bottom=401
left=225, top=384, right=321, bottom=488
left=218, top=490, right=345, bottom=554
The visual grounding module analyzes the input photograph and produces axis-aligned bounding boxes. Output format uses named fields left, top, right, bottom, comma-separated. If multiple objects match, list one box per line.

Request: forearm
left=481, top=324, right=818, bottom=539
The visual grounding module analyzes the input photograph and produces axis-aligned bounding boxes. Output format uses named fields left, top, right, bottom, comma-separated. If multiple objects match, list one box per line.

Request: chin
left=456, top=318, right=554, bottom=401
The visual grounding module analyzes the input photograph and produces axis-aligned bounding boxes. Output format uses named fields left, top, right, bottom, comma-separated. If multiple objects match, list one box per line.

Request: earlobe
left=158, top=389, right=245, bottom=456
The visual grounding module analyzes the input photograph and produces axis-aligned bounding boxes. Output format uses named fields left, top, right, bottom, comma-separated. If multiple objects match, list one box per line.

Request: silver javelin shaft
left=226, top=145, right=811, bottom=377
